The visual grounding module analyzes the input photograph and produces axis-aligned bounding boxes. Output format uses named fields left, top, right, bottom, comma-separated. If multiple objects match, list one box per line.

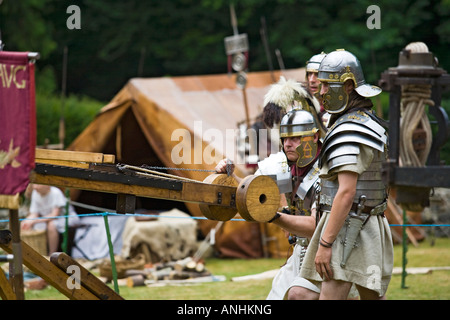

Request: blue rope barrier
left=390, top=224, right=450, bottom=227
left=1, top=212, right=449, bottom=227
left=3, top=208, right=448, bottom=293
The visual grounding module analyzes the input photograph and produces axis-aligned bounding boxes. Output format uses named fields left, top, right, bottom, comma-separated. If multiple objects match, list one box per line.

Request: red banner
left=0, top=51, right=36, bottom=196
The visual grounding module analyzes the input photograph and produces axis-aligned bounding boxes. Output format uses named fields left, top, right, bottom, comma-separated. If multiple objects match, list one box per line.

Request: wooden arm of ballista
left=200, top=173, right=280, bottom=222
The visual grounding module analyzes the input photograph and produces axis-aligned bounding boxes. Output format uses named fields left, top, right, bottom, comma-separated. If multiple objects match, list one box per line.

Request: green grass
left=23, top=238, right=450, bottom=300
left=387, top=237, right=450, bottom=300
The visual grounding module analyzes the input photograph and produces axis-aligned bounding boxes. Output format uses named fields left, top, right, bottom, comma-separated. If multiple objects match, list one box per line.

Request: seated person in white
left=21, top=184, right=79, bottom=254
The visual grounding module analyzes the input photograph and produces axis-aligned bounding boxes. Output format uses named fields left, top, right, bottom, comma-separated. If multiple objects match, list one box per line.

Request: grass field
left=22, top=237, right=450, bottom=300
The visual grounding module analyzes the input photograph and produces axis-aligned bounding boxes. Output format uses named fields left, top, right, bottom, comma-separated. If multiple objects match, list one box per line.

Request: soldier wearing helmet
left=300, top=49, right=394, bottom=300
left=306, top=52, right=328, bottom=125
left=217, top=77, right=326, bottom=300
left=305, top=52, right=327, bottom=100
left=264, top=101, right=323, bottom=300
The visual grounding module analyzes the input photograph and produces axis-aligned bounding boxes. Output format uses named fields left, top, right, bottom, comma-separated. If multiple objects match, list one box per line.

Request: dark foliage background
left=1, top=0, right=449, bottom=159
left=2, top=0, right=449, bottom=100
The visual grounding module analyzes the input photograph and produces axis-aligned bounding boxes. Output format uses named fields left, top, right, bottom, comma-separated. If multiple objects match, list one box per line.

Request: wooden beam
left=383, top=165, right=450, bottom=188
left=30, top=164, right=280, bottom=222
left=35, top=149, right=115, bottom=164
left=35, top=158, right=90, bottom=169
left=387, top=199, right=419, bottom=247
left=8, top=209, right=24, bottom=300
left=0, top=268, right=16, bottom=300
left=50, top=252, right=123, bottom=300
left=0, top=236, right=99, bottom=300
left=29, top=171, right=237, bottom=208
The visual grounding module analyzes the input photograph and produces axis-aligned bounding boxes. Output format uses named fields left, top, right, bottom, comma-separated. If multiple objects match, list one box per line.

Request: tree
left=1, top=0, right=449, bottom=101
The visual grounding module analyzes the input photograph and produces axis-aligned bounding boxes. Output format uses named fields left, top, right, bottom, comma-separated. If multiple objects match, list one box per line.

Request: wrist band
left=319, top=240, right=332, bottom=248
left=321, top=237, right=334, bottom=246
left=319, top=237, right=333, bottom=248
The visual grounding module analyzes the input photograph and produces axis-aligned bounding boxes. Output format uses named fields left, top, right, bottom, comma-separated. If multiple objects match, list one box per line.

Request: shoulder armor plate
left=319, top=110, right=387, bottom=169
left=296, top=162, right=320, bottom=200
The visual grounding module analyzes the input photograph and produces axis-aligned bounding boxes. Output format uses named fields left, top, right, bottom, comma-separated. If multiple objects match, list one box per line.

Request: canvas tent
left=67, top=68, right=305, bottom=258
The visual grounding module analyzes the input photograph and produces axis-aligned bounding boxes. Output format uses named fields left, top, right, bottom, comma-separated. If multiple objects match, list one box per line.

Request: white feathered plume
left=263, top=76, right=321, bottom=113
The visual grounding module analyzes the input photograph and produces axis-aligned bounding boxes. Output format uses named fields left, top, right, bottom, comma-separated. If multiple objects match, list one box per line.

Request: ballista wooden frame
left=1, top=148, right=280, bottom=300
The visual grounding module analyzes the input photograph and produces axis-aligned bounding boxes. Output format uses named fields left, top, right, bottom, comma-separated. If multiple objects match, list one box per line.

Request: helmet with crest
left=263, top=77, right=325, bottom=167
left=318, top=49, right=381, bottom=114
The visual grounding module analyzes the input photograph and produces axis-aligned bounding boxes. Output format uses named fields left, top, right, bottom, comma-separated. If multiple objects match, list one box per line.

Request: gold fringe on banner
left=0, top=193, right=20, bottom=209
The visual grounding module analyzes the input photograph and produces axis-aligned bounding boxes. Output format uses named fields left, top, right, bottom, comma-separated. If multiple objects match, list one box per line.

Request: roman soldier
left=300, top=49, right=394, bottom=300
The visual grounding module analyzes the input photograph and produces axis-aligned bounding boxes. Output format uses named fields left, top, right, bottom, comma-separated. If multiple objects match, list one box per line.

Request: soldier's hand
left=215, top=158, right=234, bottom=175
left=315, top=245, right=333, bottom=280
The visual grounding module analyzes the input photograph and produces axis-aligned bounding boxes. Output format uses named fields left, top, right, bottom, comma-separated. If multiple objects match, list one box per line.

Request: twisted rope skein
left=399, top=42, right=434, bottom=167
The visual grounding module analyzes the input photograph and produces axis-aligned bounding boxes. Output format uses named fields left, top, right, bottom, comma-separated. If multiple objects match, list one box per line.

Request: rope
left=118, top=164, right=204, bottom=183
left=141, top=165, right=217, bottom=173
left=399, top=43, right=434, bottom=167
left=70, top=200, right=115, bottom=213
left=400, top=84, right=434, bottom=167
left=2, top=212, right=448, bottom=227
left=397, top=43, right=436, bottom=216
left=193, top=221, right=224, bottom=262
left=2, top=195, right=448, bottom=227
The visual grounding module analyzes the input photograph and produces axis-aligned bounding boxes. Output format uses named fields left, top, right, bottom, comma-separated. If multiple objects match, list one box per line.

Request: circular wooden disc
left=199, top=173, right=238, bottom=221
left=235, top=175, right=280, bottom=222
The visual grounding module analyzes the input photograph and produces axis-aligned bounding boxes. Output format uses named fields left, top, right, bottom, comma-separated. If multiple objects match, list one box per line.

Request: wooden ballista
left=32, top=149, right=281, bottom=223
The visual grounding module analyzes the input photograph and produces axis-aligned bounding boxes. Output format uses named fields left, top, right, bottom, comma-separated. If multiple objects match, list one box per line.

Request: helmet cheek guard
left=318, top=49, right=381, bottom=114
left=294, top=135, right=318, bottom=167
left=280, top=109, right=320, bottom=168
left=322, top=82, right=349, bottom=114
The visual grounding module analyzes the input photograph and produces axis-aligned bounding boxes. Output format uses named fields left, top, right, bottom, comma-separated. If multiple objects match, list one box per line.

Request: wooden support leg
left=0, top=230, right=99, bottom=300
left=50, top=252, right=123, bottom=300
left=116, top=193, right=136, bottom=214
left=0, top=267, right=16, bottom=300
left=387, top=199, right=419, bottom=247
left=8, top=209, right=24, bottom=300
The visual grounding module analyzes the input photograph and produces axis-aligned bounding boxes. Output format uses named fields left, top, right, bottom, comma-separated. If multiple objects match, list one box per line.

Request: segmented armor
left=319, top=109, right=388, bottom=208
